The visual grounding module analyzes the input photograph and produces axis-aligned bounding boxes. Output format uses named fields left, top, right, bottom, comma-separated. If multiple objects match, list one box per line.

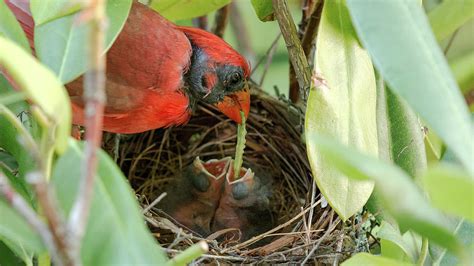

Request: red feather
left=5, top=0, right=250, bottom=133
left=6, top=1, right=194, bottom=133
left=177, top=26, right=250, bottom=77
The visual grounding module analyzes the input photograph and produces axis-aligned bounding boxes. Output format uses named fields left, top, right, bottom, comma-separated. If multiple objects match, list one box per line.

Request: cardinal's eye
left=228, top=72, right=242, bottom=86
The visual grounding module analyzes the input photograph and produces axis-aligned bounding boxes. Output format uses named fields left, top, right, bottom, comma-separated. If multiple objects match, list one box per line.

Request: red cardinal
left=6, top=0, right=250, bottom=133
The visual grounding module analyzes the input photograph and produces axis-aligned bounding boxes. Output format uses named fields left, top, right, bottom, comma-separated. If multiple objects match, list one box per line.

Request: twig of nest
left=102, top=89, right=357, bottom=264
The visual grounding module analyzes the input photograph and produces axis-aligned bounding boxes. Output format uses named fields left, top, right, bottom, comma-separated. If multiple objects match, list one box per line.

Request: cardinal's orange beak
left=215, top=82, right=250, bottom=124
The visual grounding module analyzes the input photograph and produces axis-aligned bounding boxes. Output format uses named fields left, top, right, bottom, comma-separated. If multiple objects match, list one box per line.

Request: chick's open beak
left=215, top=82, right=250, bottom=124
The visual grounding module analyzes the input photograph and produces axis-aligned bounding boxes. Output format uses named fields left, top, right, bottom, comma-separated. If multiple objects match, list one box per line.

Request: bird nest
left=102, top=89, right=352, bottom=264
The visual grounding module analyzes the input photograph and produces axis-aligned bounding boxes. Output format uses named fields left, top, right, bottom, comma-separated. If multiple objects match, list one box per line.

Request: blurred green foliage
left=0, top=0, right=473, bottom=265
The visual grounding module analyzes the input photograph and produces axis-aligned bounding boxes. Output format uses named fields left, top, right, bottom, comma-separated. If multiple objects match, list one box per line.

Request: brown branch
left=301, top=0, right=323, bottom=57
left=0, top=172, right=61, bottom=264
left=288, top=66, right=299, bottom=103
left=192, top=16, right=208, bottom=31
left=229, top=1, right=256, bottom=66
left=273, top=0, right=311, bottom=103
left=212, top=5, right=230, bottom=38
left=69, top=0, right=107, bottom=258
left=289, top=0, right=323, bottom=103
left=28, top=172, right=75, bottom=266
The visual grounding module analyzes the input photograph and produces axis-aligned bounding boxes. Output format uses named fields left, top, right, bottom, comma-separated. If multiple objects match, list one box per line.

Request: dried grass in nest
left=102, top=89, right=353, bottom=264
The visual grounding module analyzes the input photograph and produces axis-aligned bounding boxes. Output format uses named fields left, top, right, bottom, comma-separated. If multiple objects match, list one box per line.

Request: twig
left=301, top=218, right=339, bottom=265
left=0, top=172, right=61, bottom=265
left=212, top=5, right=230, bottom=38
left=301, top=0, right=323, bottom=57
left=332, top=231, right=345, bottom=266
left=250, top=33, right=281, bottom=77
left=289, top=0, right=312, bottom=103
left=289, top=0, right=323, bottom=103
left=28, top=172, right=75, bottom=266
left=222, top=199, right=322, bottom=252
left=306, top=180, right=317, bottom=241
left=142, top=192, right=167, bottom=214
left=272, top=0, right=311, bottom=103
left=229, top=1, right=256, bottom=65
left=259, top=39, right=279, bottom=87
left=69, top=0, right=107, bottom=259
left=0, top=105, right=75, bottom=265
left=192, top=16, right=208, bottom=31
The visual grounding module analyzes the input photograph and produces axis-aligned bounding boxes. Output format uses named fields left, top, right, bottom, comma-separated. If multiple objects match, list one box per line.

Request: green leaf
left=0, top=239, right=26, bottom=266
left=51, top=139, right=167, bottom=265
left=250, top=0, right=274, bottom=22
left=0, top=199, right=44, bottom=255
left=0, top=0, right=31, bottom=52
left=0, top=237, right=34, bottom=266
left=150, top=0, right=230, bottom=21
left=375, top=74, right=391, bottom=163
left=377, top=76, right=427, bottom=178
left=0, top=37, right=71, bottom=154
left=0, top=166, right=33, bottom=210
left=431, top=219, right=474, bottom=266
left=449, top=51, right=474, bottom=93
left=0, top=76, right=40, bottom=195
left=35, top=0, right=132, bottom=83
left=305, top=0, right=376, bottom=221
left=381, top=239, right=409, bottom=262
left=0, top=150, right=18, bottom=172
left=346, top=0, right=474, bottom=175
left=341, top=252, right=414, bottom=266
left=421, top=164, right=474, bottom=222
left=378, top=222, right=421, bottom=262
left=307, top=133, right=461, bottom=253
left=31, top=0, right=82, bottom=26
left=428, top=0, right=474, bottom=41
left=0, top=76, right=39, bottom=187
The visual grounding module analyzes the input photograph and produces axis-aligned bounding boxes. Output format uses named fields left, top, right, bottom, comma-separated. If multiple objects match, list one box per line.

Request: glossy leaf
left=251, top=0, right=274, bottom=22
left=305, top=0, right=376, bottom=221
left=0, top=37, right=70, bottom=153
left=376, top=77, right=427, bottom=178
left=150, top=0, right=230, bottom=21
left=31, top=0, right=82, bottom=26
left=51, top=140, right=167, bottom=265
left=421, top=164, right=474, bottom=222
left=0, top=0, right=30, bottom=52
left=347, top=0, right=474, bottom=175
left=428, top=0, right=474, bottom=41
left=308, top=133, right=461, bottom=253
left=35, top=0, right=132, bottom=83
left=341, top=252, right=414, bottom=266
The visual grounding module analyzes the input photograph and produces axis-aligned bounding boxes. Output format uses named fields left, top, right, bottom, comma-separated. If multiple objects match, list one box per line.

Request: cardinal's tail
left=5, top=0, right=35, bottom=50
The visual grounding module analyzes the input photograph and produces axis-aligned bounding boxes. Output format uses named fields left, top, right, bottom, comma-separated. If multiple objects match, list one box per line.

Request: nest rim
left=102, top=90, right=348, bottom=264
